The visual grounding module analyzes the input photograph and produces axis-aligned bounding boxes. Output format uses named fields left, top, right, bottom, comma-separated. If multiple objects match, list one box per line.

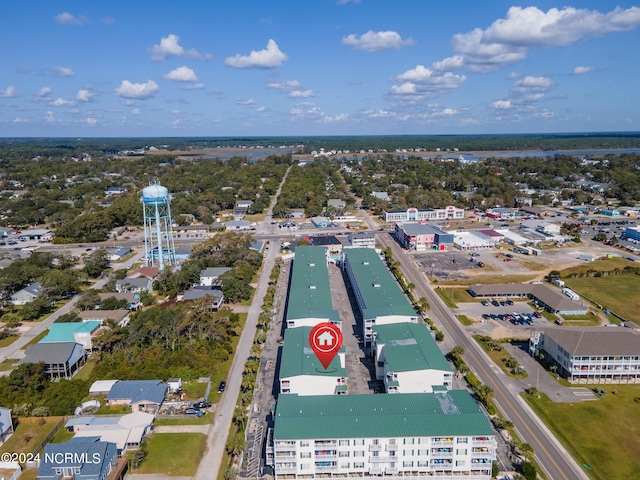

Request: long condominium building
left=286, top=246, right=342, bottom=330
left=267, top=392, right=496, bottom=480
left=372, top=323, right=452, bottom=393
left=342, top=248, right=418, bottom=345
left=280, top=326, right=348, bottom=396
left=383, top=206, right=465, bottom=223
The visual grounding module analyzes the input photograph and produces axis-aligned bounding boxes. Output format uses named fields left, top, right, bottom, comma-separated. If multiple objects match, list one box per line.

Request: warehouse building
left=267, top=392, right=496, bottom=479
left=342, top=248, right=419, bottom=345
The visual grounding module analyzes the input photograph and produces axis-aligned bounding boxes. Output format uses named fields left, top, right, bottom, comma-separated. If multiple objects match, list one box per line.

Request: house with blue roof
left=37, top=436, right=118, bottom=480
left=0, top=407, right=13, bottom=445
left=106, top=380, right=168, bottom=413
left=40, top=321, right=101, bottom=351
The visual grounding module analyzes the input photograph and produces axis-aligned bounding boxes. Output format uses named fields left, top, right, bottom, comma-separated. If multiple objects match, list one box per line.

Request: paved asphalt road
left=194, top=166, right=291, bottom=480
left=375, top=232, right=590, bottom=480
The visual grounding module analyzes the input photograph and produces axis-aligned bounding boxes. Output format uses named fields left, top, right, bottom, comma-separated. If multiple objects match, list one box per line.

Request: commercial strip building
left=383, top=206, right=465, bottom=223
left=393, top=223, right=454, bottom=251
left=285, top=246, right=342, bottom=330
left=267, top=392, right=496, bottom=479
left=341, top=248, right=419, bottom=345
left=625, top=225, right=640, bottom=242
left=279, top=326, right=348, bottom=396
left=529, top=328, right=640, bottom=384
left=468, top=283, right=588, bottom=316
left=372, top=323, right=452, bottom=393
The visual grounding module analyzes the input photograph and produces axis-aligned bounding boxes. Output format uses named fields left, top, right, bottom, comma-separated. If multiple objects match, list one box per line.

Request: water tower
left=141, top=183, right=176, bottom=270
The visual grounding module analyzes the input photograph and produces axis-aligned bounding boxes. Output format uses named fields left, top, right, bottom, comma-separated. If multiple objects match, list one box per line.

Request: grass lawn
left=0, top=417, right=63, bottom=454
left=183, top=381, right=208, bottom=400
left=0, top=335, right=19, bottom=348
left=474, top=336, right=528, bottom=379
left=135, top=433, right=207, bottom=476
left=154, top=415, right=212, bottom=427
left=564, top=274, right=640, bottom=323
left=561, top=313, right=601, bottom=326
left=73, top=357, right=97, bottom=380
left=0, top=359, right=18, bottom=372
left=523, top=385, right=640, bottom=480
left=456, top=314, right=474, bottom=326
left=21, top=330, right=48, bottom=349
left=49, top=427, right=74, bottom=443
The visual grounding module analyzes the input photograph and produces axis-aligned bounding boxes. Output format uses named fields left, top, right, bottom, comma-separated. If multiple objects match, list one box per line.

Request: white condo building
left=267, top=392, right=496, bottom=480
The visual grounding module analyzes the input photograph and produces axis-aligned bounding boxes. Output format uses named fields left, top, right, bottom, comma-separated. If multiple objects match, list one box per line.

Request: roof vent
left=309, top=285, right=316, bottom=290
left=363, top=261, right=369, bottom=265
left=309, top=263, right=315, bottom=267
left=373, top=283, right=381, bottom=288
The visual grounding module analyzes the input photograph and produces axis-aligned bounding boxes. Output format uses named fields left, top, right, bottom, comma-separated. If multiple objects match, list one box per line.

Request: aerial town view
left=1, top=2, right=640, bottom=480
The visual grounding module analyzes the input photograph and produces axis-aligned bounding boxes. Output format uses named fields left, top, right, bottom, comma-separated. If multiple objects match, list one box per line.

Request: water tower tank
left=142, top=185, right=169, bottom=205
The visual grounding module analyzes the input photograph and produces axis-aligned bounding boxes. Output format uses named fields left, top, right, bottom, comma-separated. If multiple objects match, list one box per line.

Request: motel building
left=383, top=206, right=465, bottom=223
left=267, top=392, right=496, bottom=480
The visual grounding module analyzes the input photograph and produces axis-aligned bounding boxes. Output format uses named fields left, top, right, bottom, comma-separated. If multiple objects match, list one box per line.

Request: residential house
left=40, top=321, right=102, bottom=351
left=327, top=199, right=346, bottom=210
left=130, top=266, right=159, bottom=280
left=180, top=287, right=224, bottom=310
left=371, top=191, right=390, bottom=201
left=19, top=342, right=86, bottom=379
left=115, top=277, right=152, bottom=294
left=0, top=407, right=13, bottom=445
left=65, top=411, right=155, bottom=455
left=37, top=437, right=118, bottom=479
left=97, top=292, right=141, bottom=311
left=199, top=267, right=231, bottom=286
left=105, top=186, right=126, bottom=196
left=106, top=380, right=168, bottom=413
left=78, top=309, right=131, bottom=327
left=11, top=282, right=42, bottom=305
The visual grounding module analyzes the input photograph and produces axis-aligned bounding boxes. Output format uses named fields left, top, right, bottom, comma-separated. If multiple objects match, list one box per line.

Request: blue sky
left=2, top=1, right=640, bottom=137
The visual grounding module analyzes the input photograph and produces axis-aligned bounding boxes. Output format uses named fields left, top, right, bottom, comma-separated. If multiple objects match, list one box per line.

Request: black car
left=194, top=401, right=212, bottom=409
left=218, top=381, right=226, bottom=393
left=491, top=300, right=500, bottom=307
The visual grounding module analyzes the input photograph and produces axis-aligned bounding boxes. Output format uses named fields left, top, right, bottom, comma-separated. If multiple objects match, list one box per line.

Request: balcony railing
left=369, top=444, right=381, bottom=451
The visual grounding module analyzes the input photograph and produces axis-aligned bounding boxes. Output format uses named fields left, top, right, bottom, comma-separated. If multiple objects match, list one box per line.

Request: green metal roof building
left=285, top=246, right=341, bottom=328
left=273, top=391, right=493, bottom=440
left=279, top=326, right=348, bottom=396
left=373, top=323, right=453, bottom=393
left=342, top=248, right=418, bottom=345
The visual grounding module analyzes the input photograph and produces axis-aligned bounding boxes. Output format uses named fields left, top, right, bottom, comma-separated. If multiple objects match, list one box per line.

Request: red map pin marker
left=309, top=322, right=343, bottom=370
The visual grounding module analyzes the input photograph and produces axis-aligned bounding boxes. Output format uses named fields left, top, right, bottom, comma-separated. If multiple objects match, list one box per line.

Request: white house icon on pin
left=318, top=331, right=334, bottom=346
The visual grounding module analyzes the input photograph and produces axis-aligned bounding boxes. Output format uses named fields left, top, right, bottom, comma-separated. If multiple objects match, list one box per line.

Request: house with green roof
left=280, top=326, right=347, bottom=396
left=40, top=321, right=102, bottom=351
left=342, top=248, right=418, bottom=345
left=268, top=391, right=496, bottom=479
left=372, top=323, right=452, bottom=393
left=286, top=247, right=341, bottom=330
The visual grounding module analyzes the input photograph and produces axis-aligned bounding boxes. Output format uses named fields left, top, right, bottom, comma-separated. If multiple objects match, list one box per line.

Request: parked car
left=533, top=311, right=542, bottom=318
left=194, top=401, right=211, bottom=409
left=218, top=381, right=226, bottom=393
left=491, top=300, right=500, bottom=307
left=481, top=300, right=489, bottom=306
left=184, top=407, right=200, bottom=415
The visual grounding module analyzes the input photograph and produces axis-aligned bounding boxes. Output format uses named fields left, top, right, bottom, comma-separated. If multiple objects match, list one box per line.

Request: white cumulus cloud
left=236, top=98, right=257, bottom=106
left=573, top=66, right=595, bottom=75
left=452, top=6, right=640, bottom=72
left=289, top=89, right=314, bottom=98
left=50, top=98, right=75, bottom=107
left=0, top=86, right=19, bottom=98
left=163, top=66, right=199, bottom=82
left=391, top=65, right=466, bottom=99
left=512, top=75, right=555, bottom=93
left=225, top=39, right=288, bottom=68
left=148, top=34, right=208, bottom=61
left=268, top=79, right=314, bottom=98
left=492, top=99, right=512, bottom=109
left=181, top=83, right=205, bottom=90
left=115, top=80, right=159, bottom=99
left=52, top=66, right=75, bottom=77
left=54, top=12, right=89, bottom=25
left=76, top=89, right=95, bottom=102
left=342, top=30, right=415, bottom=52
left=35, top=87, right=53, bottom=98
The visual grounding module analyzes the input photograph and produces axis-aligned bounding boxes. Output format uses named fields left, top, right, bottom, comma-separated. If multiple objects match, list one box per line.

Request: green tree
left=519, top=460, right=537, bottom=480
left=83, top=249, right=110, bottom=278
